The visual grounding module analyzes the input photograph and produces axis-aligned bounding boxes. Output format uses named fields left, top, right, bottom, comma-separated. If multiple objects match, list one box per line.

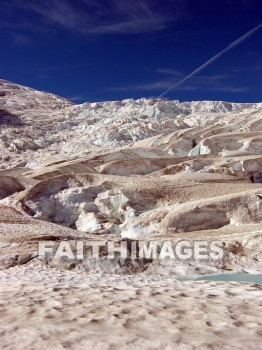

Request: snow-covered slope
left=1, top=79, right=261, bottom=169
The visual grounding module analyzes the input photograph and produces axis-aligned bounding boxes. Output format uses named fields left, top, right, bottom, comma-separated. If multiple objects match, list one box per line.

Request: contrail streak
left=158, top=23, right=262, bottom=98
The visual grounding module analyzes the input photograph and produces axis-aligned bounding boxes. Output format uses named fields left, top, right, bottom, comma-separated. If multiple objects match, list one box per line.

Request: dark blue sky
left=1, top=0, right=261, bottom=103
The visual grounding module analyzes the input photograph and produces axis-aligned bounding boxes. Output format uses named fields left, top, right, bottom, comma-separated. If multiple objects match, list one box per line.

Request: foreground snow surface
left=0, top=260, right=262, bottom=350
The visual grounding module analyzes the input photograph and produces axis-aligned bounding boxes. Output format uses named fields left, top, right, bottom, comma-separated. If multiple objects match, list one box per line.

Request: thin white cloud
left=107, top=74, right=248, bottom=93
left=6, top=0, right=187, bottom=35
left=214, top=87, right=249, bottom=92
left=69, top=95, right=85, bottom=102
left=156, top=68, right=184, bottom=77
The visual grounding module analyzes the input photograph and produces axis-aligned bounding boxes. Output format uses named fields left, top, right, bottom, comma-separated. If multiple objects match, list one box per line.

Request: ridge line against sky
left=158, top=23, right=262, bottom=98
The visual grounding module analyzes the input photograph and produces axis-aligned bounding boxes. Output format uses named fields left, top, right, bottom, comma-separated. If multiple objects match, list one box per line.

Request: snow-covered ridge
left=1, top=79, right=262, bottom=168
left=71, top=98, right=261, bottom=120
